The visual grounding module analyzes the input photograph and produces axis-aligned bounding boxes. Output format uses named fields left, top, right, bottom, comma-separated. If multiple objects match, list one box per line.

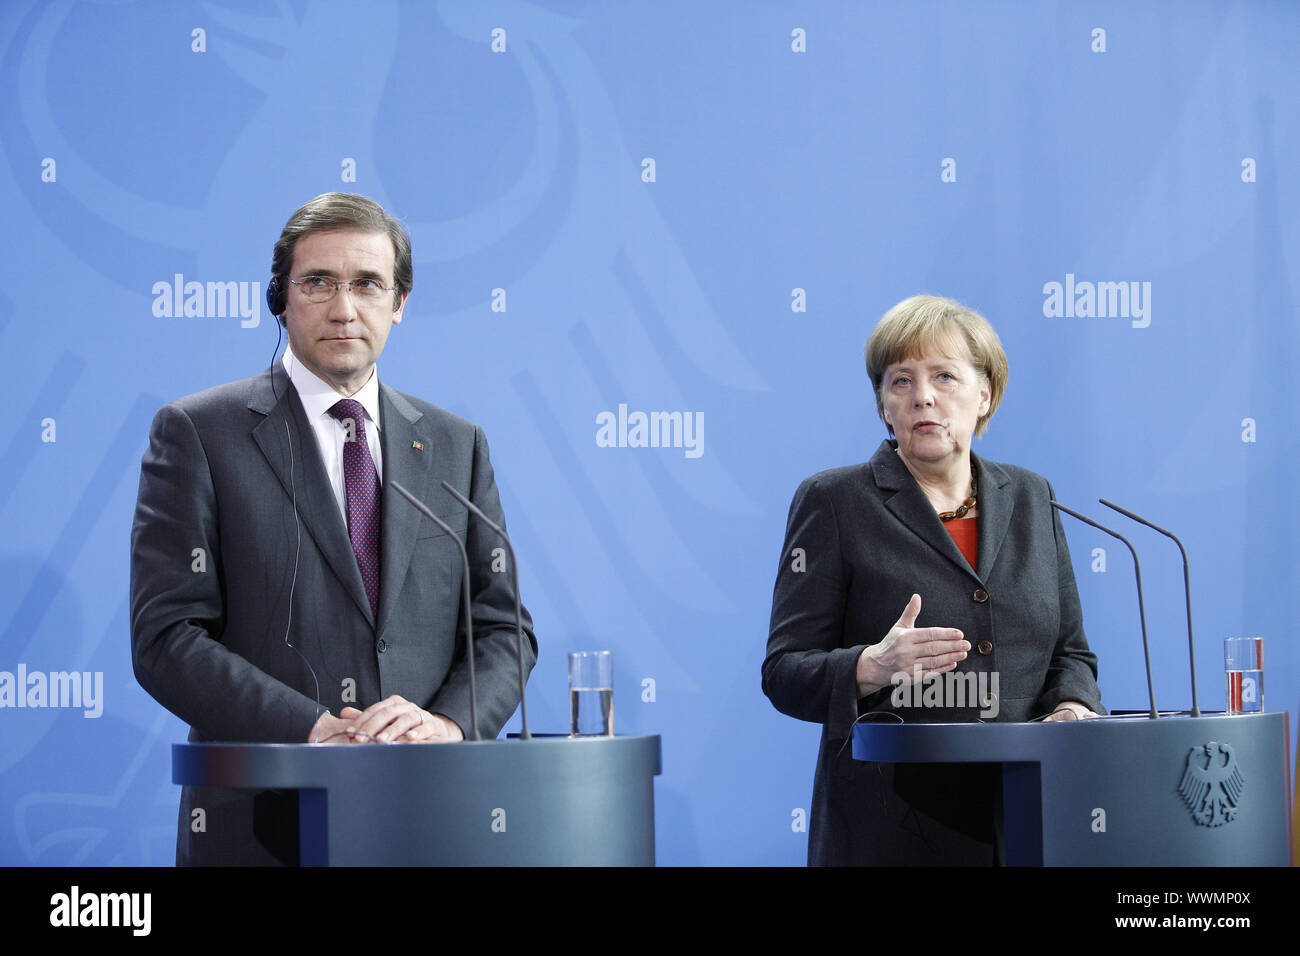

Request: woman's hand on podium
left=1044, top=700, right=1100, bottom=721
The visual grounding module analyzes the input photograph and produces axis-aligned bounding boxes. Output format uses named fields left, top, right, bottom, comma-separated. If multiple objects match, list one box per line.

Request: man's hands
left=308, top=696, right=465, bottom=744
left=308, top=711, right=359, bottom=743
left=856, top=593, right=970, bottom=697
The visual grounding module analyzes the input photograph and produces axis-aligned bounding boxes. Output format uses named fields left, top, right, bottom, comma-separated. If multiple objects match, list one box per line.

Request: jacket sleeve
left=423, top=425, right=537, bottom=738
left=130, top=402, right=323, bottom=743
left=1033, top=482, right=1105, bottom=716
left=762, top=477, right=869, bottom=739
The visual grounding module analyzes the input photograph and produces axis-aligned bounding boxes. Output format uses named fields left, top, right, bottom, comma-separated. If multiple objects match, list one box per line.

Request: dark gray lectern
left=174, top=736, right=661, bottom=866
left=852, top=712, right=1290, bottom=865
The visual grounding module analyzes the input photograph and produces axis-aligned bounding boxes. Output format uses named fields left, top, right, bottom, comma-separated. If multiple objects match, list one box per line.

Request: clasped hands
left=308, top=695, right=465, bottom=744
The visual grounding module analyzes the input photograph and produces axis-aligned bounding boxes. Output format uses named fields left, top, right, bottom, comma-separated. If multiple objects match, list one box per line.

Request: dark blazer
left=130, top=363, right=536, bottom=865
left=763, top=440, right=1102, bottom=866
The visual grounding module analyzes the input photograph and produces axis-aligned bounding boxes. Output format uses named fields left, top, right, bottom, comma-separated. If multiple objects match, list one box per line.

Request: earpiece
left=266, top=275, right=286, bottom=318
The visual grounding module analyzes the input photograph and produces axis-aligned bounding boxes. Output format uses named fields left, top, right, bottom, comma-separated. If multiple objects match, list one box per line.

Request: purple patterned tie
left=328, top=399, right=381, bottom=618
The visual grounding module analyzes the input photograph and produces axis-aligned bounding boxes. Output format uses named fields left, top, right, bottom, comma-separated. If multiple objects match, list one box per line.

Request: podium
left=852, top=712, right=1290, bottom=866
left=173, top=736, right=661, bottom=866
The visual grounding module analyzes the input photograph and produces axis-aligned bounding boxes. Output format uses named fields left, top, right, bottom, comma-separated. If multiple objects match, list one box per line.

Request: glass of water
left=1224, top=636, right=1264, bottom=715
left=568, top=650, right=614, bottom=736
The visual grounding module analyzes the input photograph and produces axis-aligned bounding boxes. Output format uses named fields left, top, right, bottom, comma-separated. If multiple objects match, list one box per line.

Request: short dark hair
left=271, top=192, right=413, bottom=314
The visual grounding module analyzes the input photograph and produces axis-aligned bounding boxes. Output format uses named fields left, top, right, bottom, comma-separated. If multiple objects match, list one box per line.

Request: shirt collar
left=282, top=348, right=382, bottom=431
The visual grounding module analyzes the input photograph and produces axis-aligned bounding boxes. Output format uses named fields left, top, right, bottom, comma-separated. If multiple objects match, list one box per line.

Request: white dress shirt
left=282, top=348, right=383, bottom=524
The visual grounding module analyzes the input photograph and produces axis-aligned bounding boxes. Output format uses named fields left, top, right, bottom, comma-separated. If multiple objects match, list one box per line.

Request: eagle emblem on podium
left=1177, top=742, right=1244, bottom=827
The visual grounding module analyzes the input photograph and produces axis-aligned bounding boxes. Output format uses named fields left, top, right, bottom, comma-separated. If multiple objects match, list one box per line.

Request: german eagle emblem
left=1177, top=742, right=1244, bottom=827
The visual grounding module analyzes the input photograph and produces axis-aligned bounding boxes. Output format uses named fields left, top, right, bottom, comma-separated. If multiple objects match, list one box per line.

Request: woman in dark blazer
left=763, top=295, right=1104, bottom=866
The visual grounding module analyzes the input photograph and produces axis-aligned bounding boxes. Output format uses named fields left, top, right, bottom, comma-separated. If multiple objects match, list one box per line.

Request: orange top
left=945, top=516, right=978, bottom=570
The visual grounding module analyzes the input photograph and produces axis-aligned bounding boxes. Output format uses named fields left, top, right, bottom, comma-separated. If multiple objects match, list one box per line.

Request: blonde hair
left=865, top=295, right=1008, bottom=437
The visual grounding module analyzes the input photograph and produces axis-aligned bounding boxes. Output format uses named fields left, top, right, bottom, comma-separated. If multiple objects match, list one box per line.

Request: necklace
left=938, top=470, right=977, bottom=522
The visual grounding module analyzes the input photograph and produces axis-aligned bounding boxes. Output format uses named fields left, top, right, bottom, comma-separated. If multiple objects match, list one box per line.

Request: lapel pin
left=411, top=440, right=425, bottom=451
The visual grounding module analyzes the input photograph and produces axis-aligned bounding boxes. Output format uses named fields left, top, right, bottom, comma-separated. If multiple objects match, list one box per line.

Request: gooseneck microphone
left=389, top=481, right=480, bottom=742
left=1051, top=501, right=1159, bottom=720
left=440, top=480, right=532, bottom=740
left=1100, top=499, right=1202, bottom=718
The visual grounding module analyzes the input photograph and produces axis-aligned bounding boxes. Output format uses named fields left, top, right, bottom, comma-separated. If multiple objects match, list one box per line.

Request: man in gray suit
left=130, top=193, right=536, bottom=865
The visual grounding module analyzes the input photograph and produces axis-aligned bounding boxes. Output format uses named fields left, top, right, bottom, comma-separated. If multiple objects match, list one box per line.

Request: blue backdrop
left=1, top=0, right=1296, bottom=866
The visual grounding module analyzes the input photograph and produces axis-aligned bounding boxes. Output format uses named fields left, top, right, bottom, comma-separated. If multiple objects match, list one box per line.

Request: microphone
left=1050, top=501, right=1158, bottom=720
left=440, top=480, right=532, bottom=740
left=388, top=481, right=480, bottom=741
left=1099, top=499, right=1202, bottom=717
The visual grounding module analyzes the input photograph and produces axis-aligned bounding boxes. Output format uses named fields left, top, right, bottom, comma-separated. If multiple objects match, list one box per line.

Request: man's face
left=282, top=228, right=406, bottom=396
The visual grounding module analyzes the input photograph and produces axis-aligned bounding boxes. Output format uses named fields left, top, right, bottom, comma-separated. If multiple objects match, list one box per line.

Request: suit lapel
left=971, top=452, right=1013, bottom=581
left=375, top=384, right=455, bottom=638
left=249, top=364, right=373, bottom=623
left=871, top=440, right=981, bottom=582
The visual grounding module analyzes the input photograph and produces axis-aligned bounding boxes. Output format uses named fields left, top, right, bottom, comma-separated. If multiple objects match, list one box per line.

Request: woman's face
left=881, top=341, right=991, bottom=474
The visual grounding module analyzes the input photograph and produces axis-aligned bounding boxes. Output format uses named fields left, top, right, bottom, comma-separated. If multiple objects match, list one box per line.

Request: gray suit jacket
left=130, top=363, right=536, bottom=865
left=763, top=440, right=1102, bottom=865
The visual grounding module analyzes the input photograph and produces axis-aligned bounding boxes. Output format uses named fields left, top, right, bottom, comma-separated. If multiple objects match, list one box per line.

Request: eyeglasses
left=287, top=275, right=399, bottom=304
